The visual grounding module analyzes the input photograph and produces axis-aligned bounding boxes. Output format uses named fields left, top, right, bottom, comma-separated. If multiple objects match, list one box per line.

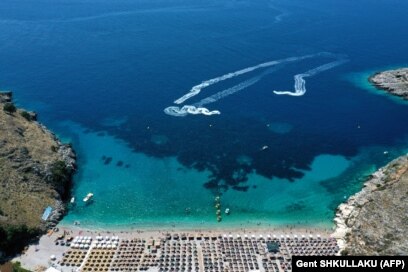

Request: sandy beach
left=14, top=223, right=335, bottom=272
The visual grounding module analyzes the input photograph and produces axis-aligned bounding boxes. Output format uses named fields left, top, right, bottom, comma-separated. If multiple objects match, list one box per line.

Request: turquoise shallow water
left=59, top=117, right=408, bottom=230
left=1, top=0, right=408, bottom=230
left=61, top=121, right=352, bottom=229
left=343, top=65, right=408, bottom=105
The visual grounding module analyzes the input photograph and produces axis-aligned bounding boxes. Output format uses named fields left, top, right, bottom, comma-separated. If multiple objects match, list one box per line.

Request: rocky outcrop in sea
left=369, top=68, right=408, bottom=100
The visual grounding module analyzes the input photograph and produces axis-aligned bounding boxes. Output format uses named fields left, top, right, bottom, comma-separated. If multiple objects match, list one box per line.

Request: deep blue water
left=1, top=0, right=408, bottom=228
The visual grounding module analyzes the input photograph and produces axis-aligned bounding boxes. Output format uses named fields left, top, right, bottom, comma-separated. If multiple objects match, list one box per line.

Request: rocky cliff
left=0, top=91, right=76, bottom=258
left=333, top=155, right=408, bottom=255
left=369, top=68, right=408, bottom=100
left=332, top=68, right=408, bottom=255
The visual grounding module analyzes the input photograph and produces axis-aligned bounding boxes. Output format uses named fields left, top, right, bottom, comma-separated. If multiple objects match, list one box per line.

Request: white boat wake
left=164, top=53, right=347, bottom=117
left=273, top=58, right=348, bottom=96
left=173, top=54, right=317, bottom=105
left=194, top=66, right=281, bottom=108
left=164, top=76, right=264, bottom=117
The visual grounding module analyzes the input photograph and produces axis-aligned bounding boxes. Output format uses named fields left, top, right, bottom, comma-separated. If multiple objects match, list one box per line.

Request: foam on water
left=164, top=53, right=347, bottom=116
left=164, top=54, right=317, bottom=116
left=273, top=58, right=349, bottom=96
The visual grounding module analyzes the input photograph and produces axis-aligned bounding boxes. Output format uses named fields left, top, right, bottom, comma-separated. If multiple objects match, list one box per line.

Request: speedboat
left=225, top=208, right=230, bottom=215
left=83, top=193, right=94, bottom=202
left=70, top=197, right=75, bottom=204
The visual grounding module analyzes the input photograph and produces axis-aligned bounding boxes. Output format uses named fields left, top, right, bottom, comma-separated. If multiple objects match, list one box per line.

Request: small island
left=369, top=68, right=408, bottom=100
left=0, top=91, right=76, bottom=259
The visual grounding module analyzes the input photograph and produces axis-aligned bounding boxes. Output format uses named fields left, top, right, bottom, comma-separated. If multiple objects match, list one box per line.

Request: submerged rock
left=151, top=134, right=169, bottom=145
left=103, top=157, right=113, bottom=165
left=116, top=160, right=124, bottom=167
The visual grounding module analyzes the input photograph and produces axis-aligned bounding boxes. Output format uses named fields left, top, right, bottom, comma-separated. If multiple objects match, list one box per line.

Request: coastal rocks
left=369, top=68, right=408, bottom=100
left=0, top=91, right=12, bottom=103
left=102, top=156, right=113, bottom=165
left=0, top=91, right=76, bottom=258
left=333, top=70, right=408, bottom=255
left=333, top=155, right=408, bottom=255
left=45, top=200, right=66, bottom=229
left=27, top=111, right=37, bottom=121
left=57, top=143, right=76, bottom=172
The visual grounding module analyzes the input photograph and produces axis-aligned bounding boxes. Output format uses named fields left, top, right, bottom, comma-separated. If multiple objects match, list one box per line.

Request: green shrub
left=340, top=249, right=349, bottom=256
left=12, top=261, right=31, bottom=272
left=20, top=111, right=31, bottom=121
left=3, top=103, right=16, bottom=113
left=0, top=224, right=40, bottom=257
left=50, top=161, right=68, bottom=187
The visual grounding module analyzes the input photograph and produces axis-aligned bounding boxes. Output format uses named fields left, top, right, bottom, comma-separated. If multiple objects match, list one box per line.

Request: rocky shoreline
left=333, top=155, right=408, bottom=255
left=332, top=69, right=408, bottom=255
left=369, top=68, right=408, bottom=100
left=0, top=91, right=76, bottom=258
left=39, top=124, right=76, bottom=228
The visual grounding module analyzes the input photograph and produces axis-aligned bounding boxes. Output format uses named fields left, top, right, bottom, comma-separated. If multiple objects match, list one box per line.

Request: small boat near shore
left=225, top=208, right=230, bottom=215
left=83, top=193, right=94, bottom=203
left=70, top=197, right=75, bottom=204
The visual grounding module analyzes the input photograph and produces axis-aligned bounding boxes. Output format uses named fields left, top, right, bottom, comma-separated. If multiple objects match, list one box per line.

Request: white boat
left=70, top=197, right=75, bottom=204
left=225, top=208, right=230, bottom=215
left=83, top=193, right=94, bottom=202
left=261, top=145, right=269, bottom=151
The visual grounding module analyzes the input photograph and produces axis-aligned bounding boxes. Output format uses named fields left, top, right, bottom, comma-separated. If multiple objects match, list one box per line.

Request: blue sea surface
left=1, top=0, right=408, bottom=229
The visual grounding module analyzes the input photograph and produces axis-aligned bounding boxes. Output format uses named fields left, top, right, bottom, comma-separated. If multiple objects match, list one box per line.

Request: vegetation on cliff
left=3, top=103, right=16, bottom=114
left=0, top=225, right=40, bottom=256
left=334, top=154, right=408, bottom=255
left=0, top=261, right=32, bottom=272
left=0, top=91, right=76, bottom=259
left=332, top=69, right=408, bottom=255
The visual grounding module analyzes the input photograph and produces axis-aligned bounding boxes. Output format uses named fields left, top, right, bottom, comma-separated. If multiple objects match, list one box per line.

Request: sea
left=1, top=0, right=407, bottom=230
